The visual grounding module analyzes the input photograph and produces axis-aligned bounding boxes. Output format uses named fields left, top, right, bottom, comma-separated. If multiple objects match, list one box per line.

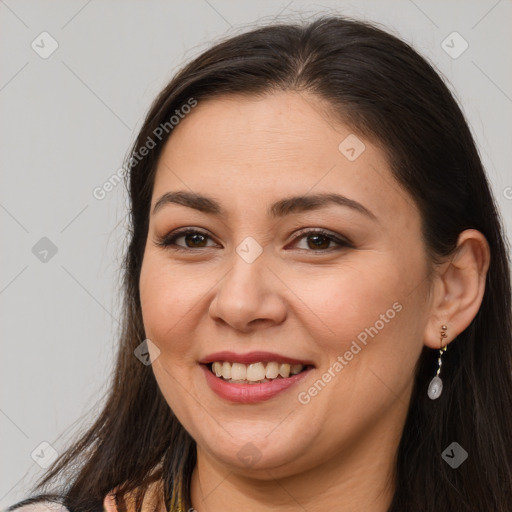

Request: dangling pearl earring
left=427, top=325, right=448, bottom=400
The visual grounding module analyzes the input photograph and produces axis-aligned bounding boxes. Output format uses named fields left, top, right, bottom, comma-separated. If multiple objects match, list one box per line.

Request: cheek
left=139, top=254, right=197, bottom=356
left=139, top=255, right=204, bottom=421
left=299, top=257, right=404, bottom=346
left=298, top=254, right=421, bottom=399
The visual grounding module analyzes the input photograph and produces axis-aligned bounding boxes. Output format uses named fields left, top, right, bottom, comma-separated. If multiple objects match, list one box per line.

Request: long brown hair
left=9, top=15, right=512, bottom=512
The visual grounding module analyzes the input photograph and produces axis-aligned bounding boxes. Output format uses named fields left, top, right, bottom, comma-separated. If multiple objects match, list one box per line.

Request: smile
left=199, top=351, right=315, bottom=403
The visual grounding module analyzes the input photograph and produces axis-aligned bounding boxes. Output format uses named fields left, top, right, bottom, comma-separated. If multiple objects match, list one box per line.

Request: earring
left=427, top=325, right=448, bottom=400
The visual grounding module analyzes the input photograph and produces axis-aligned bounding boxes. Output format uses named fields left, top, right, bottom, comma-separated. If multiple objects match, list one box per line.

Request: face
left=139, top=91, right=432, bottom=479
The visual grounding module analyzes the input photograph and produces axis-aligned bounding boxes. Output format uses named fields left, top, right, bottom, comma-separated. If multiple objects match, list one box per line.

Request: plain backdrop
left=1, top=0, right=511, bottom=508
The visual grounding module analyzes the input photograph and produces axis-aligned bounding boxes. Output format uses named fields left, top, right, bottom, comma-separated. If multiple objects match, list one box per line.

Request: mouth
left=199, top=351, right=315, bottom=403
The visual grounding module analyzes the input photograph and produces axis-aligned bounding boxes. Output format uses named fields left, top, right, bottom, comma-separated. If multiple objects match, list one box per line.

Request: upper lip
left=199, top=350, right=315, bottom=367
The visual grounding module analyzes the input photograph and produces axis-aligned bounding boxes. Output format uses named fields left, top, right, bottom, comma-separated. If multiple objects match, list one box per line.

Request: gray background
left=1, top=0, right=511, bottom=508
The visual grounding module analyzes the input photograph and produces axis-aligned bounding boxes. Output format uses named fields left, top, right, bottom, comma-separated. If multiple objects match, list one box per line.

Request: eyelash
left=155, top=227, right=353, bottom=253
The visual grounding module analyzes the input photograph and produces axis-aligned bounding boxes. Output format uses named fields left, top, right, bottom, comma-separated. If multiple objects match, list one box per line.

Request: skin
left=139, top=91, right=490, bottom=512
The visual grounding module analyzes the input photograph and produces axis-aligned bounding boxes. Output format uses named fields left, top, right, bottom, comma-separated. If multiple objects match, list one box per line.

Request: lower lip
left=201, top=364, right=312, bottom=404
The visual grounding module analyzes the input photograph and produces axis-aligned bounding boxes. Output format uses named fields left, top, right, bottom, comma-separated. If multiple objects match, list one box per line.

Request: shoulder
left=7, top=502, right=70, bottom=512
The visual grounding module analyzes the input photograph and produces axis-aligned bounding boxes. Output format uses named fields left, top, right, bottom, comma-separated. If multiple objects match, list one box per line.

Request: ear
left=424, top=229, right=490, bottom=349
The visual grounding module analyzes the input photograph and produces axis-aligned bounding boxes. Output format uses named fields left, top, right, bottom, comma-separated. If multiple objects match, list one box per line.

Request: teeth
left=231, top=363, right=247, bottom=381
left=290, top=364, right=303, bottom=375
left=209, top=361, right=305, bottom=382
left=265, top=361, right=279, bottom=379
left=222, top=361, right=231, bottom=379
left=246, top=362, right=266, bottom=382
left=279, top=363, right=290, bottom=378
left=212, top=362, right=222, bottom=377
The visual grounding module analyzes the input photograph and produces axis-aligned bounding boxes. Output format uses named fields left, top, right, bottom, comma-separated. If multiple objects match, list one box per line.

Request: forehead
left=152, top=91, right=417, bottom=224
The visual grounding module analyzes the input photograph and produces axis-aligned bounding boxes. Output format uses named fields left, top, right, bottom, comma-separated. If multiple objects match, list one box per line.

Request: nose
left=208, top=250, right=287, bottom=333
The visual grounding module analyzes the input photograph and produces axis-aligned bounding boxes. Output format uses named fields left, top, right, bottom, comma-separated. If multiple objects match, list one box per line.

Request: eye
left=288, top=229, right=352, bottom=252
left=155, top=228, right=219, bottom=251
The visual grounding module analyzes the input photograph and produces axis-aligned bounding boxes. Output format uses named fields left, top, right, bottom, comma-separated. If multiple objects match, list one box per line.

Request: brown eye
left=305, top=234, right=331, bottom=250
left=182, top=232, right=208, bottom=248
left=290, top=229, right=352, bottom=252
left=156, top=228, right=218, bottom=251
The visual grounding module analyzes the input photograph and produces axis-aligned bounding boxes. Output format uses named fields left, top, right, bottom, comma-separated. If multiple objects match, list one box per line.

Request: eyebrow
left=152, top=190, right=377, bottom=221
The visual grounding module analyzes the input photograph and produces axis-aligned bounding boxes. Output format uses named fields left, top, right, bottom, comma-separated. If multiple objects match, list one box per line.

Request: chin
left=196, top=427, right=313, bottom=476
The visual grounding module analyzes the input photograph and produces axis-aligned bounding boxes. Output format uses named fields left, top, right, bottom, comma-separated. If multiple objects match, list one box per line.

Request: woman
left=9, top=15, right=512, bottom=512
